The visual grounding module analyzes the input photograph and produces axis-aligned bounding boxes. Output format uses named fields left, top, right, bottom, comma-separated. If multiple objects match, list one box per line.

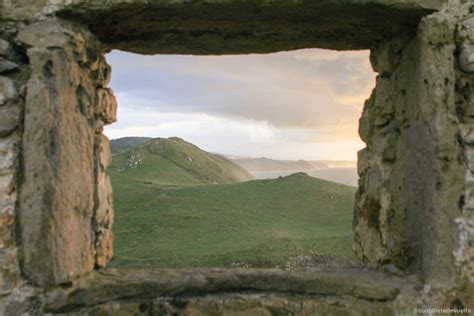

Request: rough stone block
left=465, top=146, right=474, bottom=171
left=93, top=166, right=114, bottom=268
left=17, top=20, right=73, bottom=49
left=0, top=284, right=40, bottom=314
left=0, top=104, right=19, bottom=137
left=0, top=136, right=17, bottom=173
left=2, top=0, right=48, bottom=21
left=460, top=124, right=474, bottom=144
left=357, top=148, right=369, bottom=176
left=370, top=39, right=405, bottom=77
left=458, top=15, right=474, bottom=41
left=99, top=135, right=112, bottom=169
left=0, top=173, right=15, bottom=210
left=18, top=21, right=100, bottom=286
left=0, top=206, right=15, bottom=249
left=459, top=43, right=474, bottom=73
left=0, top=58, right=18, bottom=74
left=465, top=170, right=474, bottom=186
left=0, top=77, right=16, bottom=106
left=0, top=39, right=13, bottom=58
left=94, top=88, right=117, bottom=124
left=95, top=228, right=113, bottom=268
left=99, top=61, right=112, bottom=86
left=0, top=248, right=20, bottom=296
left=464, top=186, right=474, bottom=210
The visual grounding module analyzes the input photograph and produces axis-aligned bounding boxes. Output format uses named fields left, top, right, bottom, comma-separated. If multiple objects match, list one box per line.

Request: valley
left=108, top=137, right=358, bottom=269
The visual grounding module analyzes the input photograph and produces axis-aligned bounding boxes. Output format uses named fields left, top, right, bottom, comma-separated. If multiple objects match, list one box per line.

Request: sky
left=104, top=49, right=376, bottom=161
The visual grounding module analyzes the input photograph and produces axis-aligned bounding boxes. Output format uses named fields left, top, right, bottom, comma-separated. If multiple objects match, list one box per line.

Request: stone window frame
left=1, top=0, right=473, bottom=313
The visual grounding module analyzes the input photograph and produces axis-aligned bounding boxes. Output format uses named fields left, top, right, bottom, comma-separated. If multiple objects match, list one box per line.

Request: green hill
left=109, top=137, right=254, bottom=185
left=109, top=171, right=357, bottom=268
left=108, top=137, right=357, bottom=269
left=110, top=136, right=153, bottom=154
left=233, top=157, right=328, bottom=172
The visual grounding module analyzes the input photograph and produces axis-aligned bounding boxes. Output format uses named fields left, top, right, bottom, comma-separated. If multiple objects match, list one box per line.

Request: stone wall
left=0, top=21, right=26, bottom=299
left=453, top=5, right=474, bottom=308
left=354, top=0, right=474, bottom=308
left=0, top=18, right=116, bottom=312
left=355, top=6, right=464, bottom=281
left=15, top=19, right=115, bottom=287
left=0, top=0, right=473, bottom=314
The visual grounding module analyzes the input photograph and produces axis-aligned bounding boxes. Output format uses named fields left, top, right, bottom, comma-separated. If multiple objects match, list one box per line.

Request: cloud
left=105, top=107, right=363, bottom=161
left=106, top=49, right=375, bottom=141
left=104, top=48, right=375, bottom=160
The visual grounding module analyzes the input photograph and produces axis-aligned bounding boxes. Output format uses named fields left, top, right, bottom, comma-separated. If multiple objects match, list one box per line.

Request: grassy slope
left=109, top=137, right=254, bottom=185
left=109, top=172, right=357, bottom=268
left=110, top=136, right=153, bottom=154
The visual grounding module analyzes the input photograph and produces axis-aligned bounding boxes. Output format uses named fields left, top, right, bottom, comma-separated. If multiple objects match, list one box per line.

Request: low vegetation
left=109, top=137, right=253, bottom=185
left=108, top=137, right=358, bottom=269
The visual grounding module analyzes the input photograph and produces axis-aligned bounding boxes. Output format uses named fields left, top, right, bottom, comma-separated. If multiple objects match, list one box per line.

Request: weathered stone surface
left=354, top=5, right=469, bottom=293
left=0, top=76, right=16, bottom=105
left=0, top=206, right=15, bottom=249
left=453, top=3, right=474, bottom=312
left=43, top=267, right=410, bottom=312
left=99, top=135, right=112, bottom=169
left=53, top=0, right=441, bottom=54
left=460, top=43, right=474, bottom=73
left=0, top=136, right=18, bottom=175
left=410, top=10, right=463, bottom=286
left=17, top=20, right=109, bottom=286
left=369, top=38, right=407, bottom=77
left=0, top=26, right=23, bottom=299
left=354, top=37, right=414, bottom=270
left=0, top=285, right=43, bottom=315
left=2, top=0, right=445, bottom=26
left=2, top=0, right=49, bottom=20
left=0, top=133, right=21, bottom=296
left=17, top=20, right=76, bottom=49
left=460, top=124, right=474, bottom=144
left=1, top=0, right=473, bottom=314
left=69, top=292, right=397, bottom=315
left=0, top=58, right=19, bottom=74
left=94, top=88, right=117, bottom=124
left=0, top=104, right=19, bottom=137
left=93, top=135, right=114, bottom=268
left=0, top=39, right=13, bottom=58
left=458, top=15, right=474, bottom=41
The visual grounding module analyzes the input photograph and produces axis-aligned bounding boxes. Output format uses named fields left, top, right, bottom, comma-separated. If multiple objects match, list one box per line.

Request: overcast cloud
left=104, top=49, right=375, bottom=161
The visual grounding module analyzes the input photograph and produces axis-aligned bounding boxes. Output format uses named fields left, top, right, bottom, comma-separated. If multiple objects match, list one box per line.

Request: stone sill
left=44, top=267, right=417, bottom=313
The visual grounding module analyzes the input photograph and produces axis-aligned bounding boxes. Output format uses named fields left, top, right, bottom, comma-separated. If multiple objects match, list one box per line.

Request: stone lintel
left=55, top=0, right=441, bottom=54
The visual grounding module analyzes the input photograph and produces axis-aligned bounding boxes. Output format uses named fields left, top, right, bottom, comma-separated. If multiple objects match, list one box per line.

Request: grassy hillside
left=109, top=137, right=254, bottom=185
left=109, top=172, right=357, bottom=268
left=110, top=136, right=153, bottom=154
left=233, top=157, right=327, bottom=172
